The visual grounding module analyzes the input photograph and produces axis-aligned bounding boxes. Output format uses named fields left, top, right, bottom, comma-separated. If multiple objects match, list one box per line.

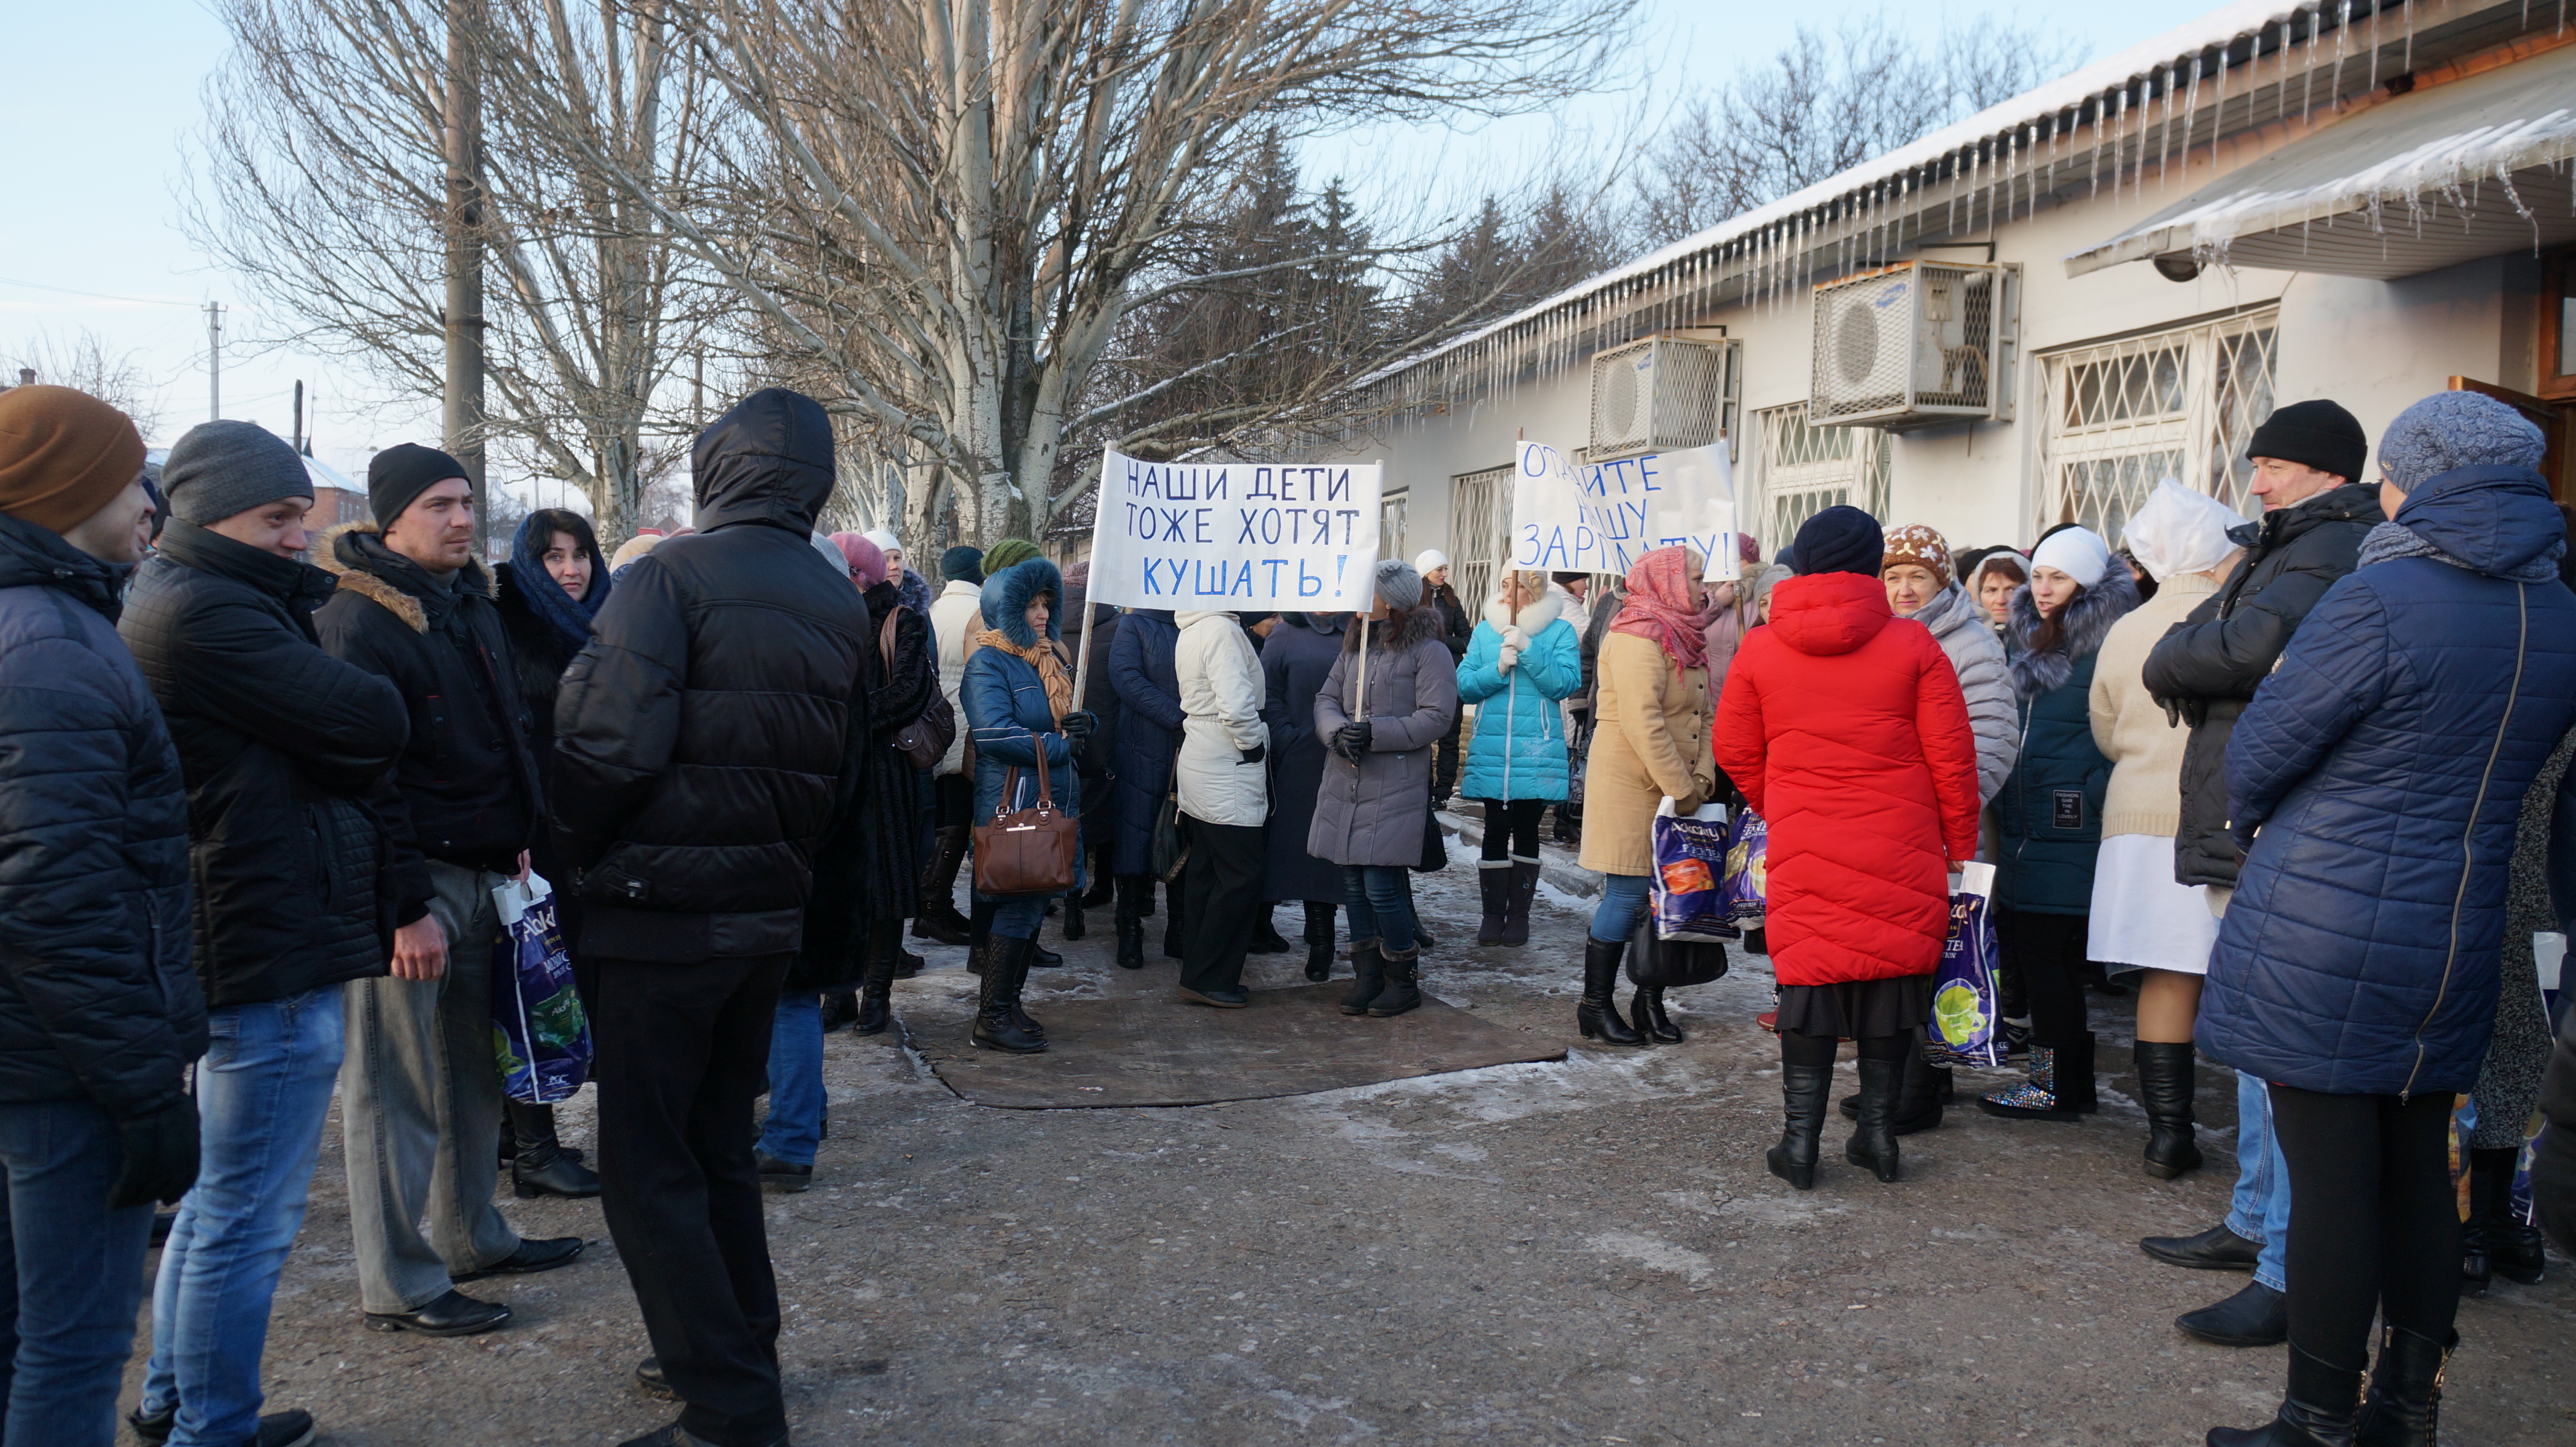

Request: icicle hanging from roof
left=2333, top=0, right=2350, bottom=107
left=2303, top=2, right=2320, bottom=125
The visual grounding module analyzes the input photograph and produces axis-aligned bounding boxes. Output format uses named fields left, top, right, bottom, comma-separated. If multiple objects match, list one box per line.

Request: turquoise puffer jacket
left=1456, top=587, right=1582, bottom=803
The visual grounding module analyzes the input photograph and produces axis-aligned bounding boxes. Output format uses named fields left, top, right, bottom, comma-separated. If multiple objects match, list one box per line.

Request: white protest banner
left=1086, top=447, right=1382, bottom=609
left=1509, top=440, right=1740, bottom=581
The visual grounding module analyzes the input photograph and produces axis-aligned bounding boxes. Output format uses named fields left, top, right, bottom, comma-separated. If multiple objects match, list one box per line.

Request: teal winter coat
left=1993, top=569, right=2139, bottom=915
left=1456, top=586, right=1582, bottom=803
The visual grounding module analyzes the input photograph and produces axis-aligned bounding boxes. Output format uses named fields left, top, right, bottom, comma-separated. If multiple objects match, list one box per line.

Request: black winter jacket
left=315, top=525, right=542, bottom=917
left=789, top=581, right=936, bottom=991
left=1430, top=581, right=1472, bottom=663
left=552, top=388, right=870, bottom=964
left=0, top=513, right=203, bottom=1117
left=491, top=562, right=584, bottom=778
left=2142, top=482, right=2381, bottom=887
left=121, top=521, right=409, bottom=1008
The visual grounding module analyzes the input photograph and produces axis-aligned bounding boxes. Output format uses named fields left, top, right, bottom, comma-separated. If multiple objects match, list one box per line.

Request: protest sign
left=1085, top=447, right=1383, bottom=610
left=1508, top=440, right=1740, bottom=581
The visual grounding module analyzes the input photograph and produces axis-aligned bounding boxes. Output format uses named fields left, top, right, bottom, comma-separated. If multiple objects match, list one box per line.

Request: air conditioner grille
left=1808, top=261, right=2016, bottom=430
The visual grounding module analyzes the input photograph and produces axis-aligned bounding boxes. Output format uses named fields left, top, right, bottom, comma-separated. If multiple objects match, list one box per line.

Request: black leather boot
left=1114, top=876, right=1146, bottom=970
left=1475, top=865, right=1508, bottom=946
left=1062, top=894, right=1086, bottom=941
left=2058, top=1030, right=2100, bottom=1113
left=1162, top=887, right=1185, bottom=959
left=508, top=1102, right=600, bottom=1200
left=966, top=898, right=995, bottom=975
left=1250, top=904, right=1292, bottom=954
left=2464, top=1146, right=2543, bottom=1289
left=1368, top=947, right=1422, bottom=1017
left=1500, top=860, right=1539, bottom=946
left=2355, top=1323, right=2453, bottom=1446
left=1628, top=984, right=1684, bottom=1043
left=2137, top=1040, right=2205, bottom=1179
left=971, top=936, right=1047, bottom=1053
left=1340, top=938, right=1386, bottom=1016
left=1767, top=1063, right=1833, bottom=1191
left=1844, top=1056, right=1902, bottom=1183
left=1080, top=842, right=1115, bottom=907
left=1033, top=937, right=1064, bottom=967
left=2207, top=1341, right=2364, bottom=1446
left=855, top=922, right=899, bottom=1036
left=819, top=990, right=858, bottom=1033
left=1576, top=937, right=1645, bottom=1045
left=1302, top=901, right=1335, bottom=982
left=1840, top=1036, right=1945, bottom=1135
left=913, top=825, right=973, bottom=945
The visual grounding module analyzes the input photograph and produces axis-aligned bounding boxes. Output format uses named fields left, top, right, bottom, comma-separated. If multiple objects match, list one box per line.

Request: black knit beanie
left=2244, top=400, right=2367, bottom=485
left=368, top=442, right=470, bottom=526
left=1790, top=504, right=1884, bottom=577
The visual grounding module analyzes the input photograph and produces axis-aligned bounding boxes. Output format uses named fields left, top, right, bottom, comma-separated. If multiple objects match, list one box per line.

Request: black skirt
left=1774, top=974, right=1933, bottom=1040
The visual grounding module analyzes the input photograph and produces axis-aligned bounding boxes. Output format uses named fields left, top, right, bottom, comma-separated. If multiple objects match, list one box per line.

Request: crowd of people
left=2, top=373, right=2574, bottom=1447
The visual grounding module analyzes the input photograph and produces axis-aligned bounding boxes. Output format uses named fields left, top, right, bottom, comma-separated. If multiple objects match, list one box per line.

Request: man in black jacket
left=120, top=420, right=411, bottom=1447
left=315, top=444, right=581, bottom=1340
left=2135, top=398, right=2380, bottom=1352
left=553, top=389, right=868, bottom=1447
left=0, top=385, right=201, bottom=1446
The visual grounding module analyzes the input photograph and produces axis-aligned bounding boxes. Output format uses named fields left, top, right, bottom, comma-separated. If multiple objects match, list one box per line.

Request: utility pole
left=205, top=302, right=224, bottom=421
left=443, top=0, right=488, bottom=556
left=292, top=380, right=304, bottom=453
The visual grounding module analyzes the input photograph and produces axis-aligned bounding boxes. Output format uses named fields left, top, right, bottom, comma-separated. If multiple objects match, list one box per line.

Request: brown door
left=2450, top=376, right=2573, bottom=503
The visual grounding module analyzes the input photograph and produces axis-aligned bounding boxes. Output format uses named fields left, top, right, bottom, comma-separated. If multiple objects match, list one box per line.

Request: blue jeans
left=1341, top=866, right=1418, bottom=957
left=2226, top=1070, right=2293, bottom=1292
left=142, top=986, right=346, bottom=1445
left=1590, top=872, right=1651, bottom=943
left=759, top=996, right=824, bottom=1168
left=985, top=895, right=1049, bottom=941
left=0, top=1098, right=157, bottom=1447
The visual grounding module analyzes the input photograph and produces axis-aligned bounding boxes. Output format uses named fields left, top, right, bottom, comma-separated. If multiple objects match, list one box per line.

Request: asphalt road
left=124, top=829, right=2575, bottom=1445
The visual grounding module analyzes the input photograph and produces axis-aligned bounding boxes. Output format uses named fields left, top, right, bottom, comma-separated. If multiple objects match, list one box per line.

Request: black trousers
left=2271, top=1085, right=2463, bottom=1371
left=1997, top=906, right=2089, bottom=1045
left=1476, top=798, right=1544, bottom=862
left=595, top=955, right=792, bottom=1447
left=1432, top=710, right=1463, bottom=802
left=1178, top=817, right=1266, bottom=996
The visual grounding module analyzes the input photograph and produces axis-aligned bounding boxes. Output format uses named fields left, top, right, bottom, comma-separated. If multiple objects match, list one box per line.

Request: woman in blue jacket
left=1980, top=526, right=2137, bottom=1123
left=960, top=558, right=1096, bottom=1053
left=1456, top=569, right=1581, bottom=951
left=2202, top=395, right=2576, bottom=1447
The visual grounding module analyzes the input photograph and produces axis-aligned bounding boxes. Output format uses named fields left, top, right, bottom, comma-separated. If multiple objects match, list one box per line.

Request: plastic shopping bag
left=1650, top=797, right=1738, bottom=942
left=490, top=872, right=592, bottom=1105
left=1717, top=809, right=1769, bottom=926
left=1922, top=861, right=2007, bottom=1070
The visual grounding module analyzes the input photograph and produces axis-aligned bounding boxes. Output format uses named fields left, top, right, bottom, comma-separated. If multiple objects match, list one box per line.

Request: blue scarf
left=509, top=512, right=609, bottom=652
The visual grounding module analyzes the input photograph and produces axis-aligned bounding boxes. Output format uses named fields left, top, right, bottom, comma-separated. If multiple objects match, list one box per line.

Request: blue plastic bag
left=490, top=873, right=591, bottom=1105
left=1650, top=798, right=1739, bottom=942
left=1923, top=861, right=2006, bottom=1070
left=1718, top=809, right=1768, bottom=926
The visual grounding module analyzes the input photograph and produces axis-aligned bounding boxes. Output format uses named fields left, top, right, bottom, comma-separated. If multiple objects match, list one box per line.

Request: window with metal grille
left=1447, top=464, right=1513, bottom=616
left=2040, top=311, right=2279, bottom=542
left=1379, top=489, right=1407, bottom=565
left=1755, top=403, right=1890, bottom=549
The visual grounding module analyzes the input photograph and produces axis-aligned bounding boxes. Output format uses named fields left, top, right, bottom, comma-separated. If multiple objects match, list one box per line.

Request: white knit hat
left=1413, top=548, right=1448, bottom=573
left=862, top=528, right=900, bottom=557
left=2030, top=526, right=2112, bottom=589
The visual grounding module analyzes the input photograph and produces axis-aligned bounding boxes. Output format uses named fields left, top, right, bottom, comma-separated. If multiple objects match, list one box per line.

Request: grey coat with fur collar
left=1307, top=605, right=1458, bottom=867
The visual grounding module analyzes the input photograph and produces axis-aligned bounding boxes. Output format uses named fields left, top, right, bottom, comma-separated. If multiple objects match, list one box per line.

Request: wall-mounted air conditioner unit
left=1809, top=261, right=2020, bottom=430
left=1584, top=334, right=1740, bottom=463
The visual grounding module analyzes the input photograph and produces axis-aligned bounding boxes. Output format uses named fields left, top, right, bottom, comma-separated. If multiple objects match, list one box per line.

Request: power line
left=0, top=275, right=199, bottom=308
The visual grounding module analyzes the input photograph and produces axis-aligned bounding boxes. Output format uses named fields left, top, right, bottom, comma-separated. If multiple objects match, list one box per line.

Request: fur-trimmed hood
left=1480, top=587, right=1567, bottom=634
left=315, top=519, right=494, bottom=635
left=976, top=556, right=1064, bottom=651
left=1341, top=601, right=1444, bottom=654
left=2005, top=565, right=2140, bottom=700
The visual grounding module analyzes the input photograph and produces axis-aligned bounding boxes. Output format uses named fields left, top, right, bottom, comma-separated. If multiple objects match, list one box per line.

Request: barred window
left=1378, top=489, right=1408, bottom=565
left=1755, top=402, right=1891, bottom=547
left=2041, top=311, right=2279, bottom=543
left=1447, top=463, right=1512, bottom=612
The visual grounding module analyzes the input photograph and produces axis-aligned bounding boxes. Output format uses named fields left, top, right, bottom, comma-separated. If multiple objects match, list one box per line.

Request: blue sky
left=1, top=1, right=2201, bottom=476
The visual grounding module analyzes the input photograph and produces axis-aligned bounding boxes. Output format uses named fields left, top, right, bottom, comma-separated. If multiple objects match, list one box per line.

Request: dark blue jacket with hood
left=2201, top=463, right=2576, bottom=1095
left=963, top=558, right=1084, bottom=837
left=1105, top=607, right=1180, bottom=875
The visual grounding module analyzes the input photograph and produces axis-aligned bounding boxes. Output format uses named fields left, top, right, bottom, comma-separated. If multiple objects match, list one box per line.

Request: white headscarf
left=2031, top=526, right=2113, bottom=589
left=2122, top=480, right=2249, bottom=582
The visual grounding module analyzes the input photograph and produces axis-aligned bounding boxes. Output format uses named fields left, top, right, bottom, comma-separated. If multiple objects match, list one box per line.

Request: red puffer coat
left=1712, top=572, right=1980, bottom=986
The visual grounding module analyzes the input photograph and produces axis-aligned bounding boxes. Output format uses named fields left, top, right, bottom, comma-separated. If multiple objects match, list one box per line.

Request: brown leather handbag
left=971, top=736, right=1078, bottom=897
left=880, top=610, right=956, bottom=770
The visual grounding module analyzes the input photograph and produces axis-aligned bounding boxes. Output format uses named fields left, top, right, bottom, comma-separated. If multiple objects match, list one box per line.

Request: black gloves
left=1060, top=709, right=1097, bottom=740
left=1332, top=721, right=1373, bottom=762
left=108, top=1097, right=200, bottom=1211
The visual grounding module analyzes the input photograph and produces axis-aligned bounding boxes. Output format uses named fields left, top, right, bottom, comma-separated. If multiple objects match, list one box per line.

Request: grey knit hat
left=1373, top=557, right=1423, bottom=610
left=2378, top=392, right=2547, bottom=491
left=163, top=420, right=313, bottom=526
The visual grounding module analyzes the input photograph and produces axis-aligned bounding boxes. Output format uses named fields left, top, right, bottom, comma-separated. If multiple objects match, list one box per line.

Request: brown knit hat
left=1881, top=523, right=1954, bottom=588
left=0, top=386, right=146, bottom=536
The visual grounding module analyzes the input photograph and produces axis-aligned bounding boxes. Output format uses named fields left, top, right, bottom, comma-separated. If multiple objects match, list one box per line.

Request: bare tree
left=189, top=0, right=721, bottom=544
left=488, top=0, right=1636, bottom=547
left=5, top=330, right=167, bottom=440
left=1634, top=11, right=2083, bottom=247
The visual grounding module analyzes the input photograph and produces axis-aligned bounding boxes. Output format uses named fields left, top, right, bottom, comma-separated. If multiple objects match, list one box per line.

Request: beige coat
left=2088, top=571, right=2219, bottom=839
left=1578, top=630, right=1713, bottom=877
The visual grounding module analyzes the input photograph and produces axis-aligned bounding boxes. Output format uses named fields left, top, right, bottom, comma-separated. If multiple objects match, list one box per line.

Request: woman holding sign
left=1310, top=559, right=1458, bottom=1020
left=1712, top=508, right=1981, bottom=1189
left=1456, top=569, right=1581, bottom=949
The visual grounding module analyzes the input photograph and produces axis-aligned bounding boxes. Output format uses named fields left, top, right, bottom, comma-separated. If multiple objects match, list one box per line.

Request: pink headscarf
left=830, top=531, right=887, bottom=588
left=1609, top=545, right=1709, bottom=673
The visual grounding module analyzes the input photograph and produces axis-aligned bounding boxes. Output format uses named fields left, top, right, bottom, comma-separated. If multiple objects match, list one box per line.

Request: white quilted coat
left=1173, top=610, right=1270, bottom=827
